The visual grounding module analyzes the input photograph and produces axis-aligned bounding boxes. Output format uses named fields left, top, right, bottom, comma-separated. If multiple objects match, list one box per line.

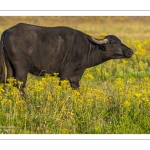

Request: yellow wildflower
left=15, top=100, right=26, bottom=105
left=84, top=74, right=94, bottom=80
left=1, top=99, right=12, bottom=105
left=123, top=100, right=131, bottom=107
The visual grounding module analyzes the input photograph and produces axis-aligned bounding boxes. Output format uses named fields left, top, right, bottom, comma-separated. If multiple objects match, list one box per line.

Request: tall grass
left=0, top=17, right=150, bottom=133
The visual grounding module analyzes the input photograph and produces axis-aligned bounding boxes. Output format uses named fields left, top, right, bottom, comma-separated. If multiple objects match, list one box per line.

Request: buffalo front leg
left=70, top=68, right=85, bottom=89
left=60, top=75, right=80, bottom=89
left=60, top=77, right=80, bottom=89
left=60, top=68, right=84, bottom=90
left=70, top=76, right=80, bottom=89
left=60, top=63, right=85, bottom=89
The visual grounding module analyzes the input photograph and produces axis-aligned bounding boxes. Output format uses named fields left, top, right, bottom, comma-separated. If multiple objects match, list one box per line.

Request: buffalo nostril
left=125, top=49, right=133, bottom=58
left=128, top=50, right=133, bottom=55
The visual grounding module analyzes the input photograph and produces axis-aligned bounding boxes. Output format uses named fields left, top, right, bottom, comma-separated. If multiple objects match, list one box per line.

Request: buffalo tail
left=0, top=31, right=6, bottom=83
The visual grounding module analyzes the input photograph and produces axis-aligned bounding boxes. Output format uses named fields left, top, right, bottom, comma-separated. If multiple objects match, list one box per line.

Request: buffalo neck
left=87, top=44, right=110, bottom=68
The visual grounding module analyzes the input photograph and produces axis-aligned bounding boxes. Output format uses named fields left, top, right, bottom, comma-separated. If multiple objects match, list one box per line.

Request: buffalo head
left=90, top=35, right=133, bottom=59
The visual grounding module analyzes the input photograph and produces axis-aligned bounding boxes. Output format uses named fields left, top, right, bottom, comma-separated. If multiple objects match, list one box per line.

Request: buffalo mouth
left=112, top=53, right=125, bottom=59
left=112, top=49, right=133, bottom=59
left=124, top=49, right=133, bottom=58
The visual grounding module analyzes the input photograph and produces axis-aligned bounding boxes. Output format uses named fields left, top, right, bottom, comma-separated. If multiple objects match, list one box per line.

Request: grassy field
left=0, top=16, right=150, bottom=134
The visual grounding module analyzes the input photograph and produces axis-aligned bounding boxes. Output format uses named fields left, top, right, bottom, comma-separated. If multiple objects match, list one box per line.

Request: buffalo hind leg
left=15, top=67, right=28, bottom=96
left=5, top=57, right=15, bottom=80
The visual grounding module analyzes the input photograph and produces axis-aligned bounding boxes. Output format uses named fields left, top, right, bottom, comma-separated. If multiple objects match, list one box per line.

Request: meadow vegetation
left=0, top=16, right=150, bottom=133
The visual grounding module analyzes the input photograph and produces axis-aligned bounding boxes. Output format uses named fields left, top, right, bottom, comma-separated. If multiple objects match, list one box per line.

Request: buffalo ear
left=91, top=37, right=108, bottom=44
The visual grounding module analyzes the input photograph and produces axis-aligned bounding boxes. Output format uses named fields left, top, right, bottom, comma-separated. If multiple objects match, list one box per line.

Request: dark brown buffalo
left=0, top=23, right=133, bottom=94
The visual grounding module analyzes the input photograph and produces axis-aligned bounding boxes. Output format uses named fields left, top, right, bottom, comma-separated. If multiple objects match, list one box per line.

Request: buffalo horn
left=91, top=37, right=108, bottom=44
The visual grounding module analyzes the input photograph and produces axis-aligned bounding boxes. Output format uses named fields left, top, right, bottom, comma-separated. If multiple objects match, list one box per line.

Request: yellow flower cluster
left=1, top=99, right=12, bottom=105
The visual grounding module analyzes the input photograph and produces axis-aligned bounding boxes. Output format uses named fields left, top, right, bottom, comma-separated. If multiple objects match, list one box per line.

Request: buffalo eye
left=110, top=40, right=117, bottom=45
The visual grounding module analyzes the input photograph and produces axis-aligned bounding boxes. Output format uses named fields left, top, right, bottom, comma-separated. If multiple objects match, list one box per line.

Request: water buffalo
left=0, top=23, right=133, bottom=94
